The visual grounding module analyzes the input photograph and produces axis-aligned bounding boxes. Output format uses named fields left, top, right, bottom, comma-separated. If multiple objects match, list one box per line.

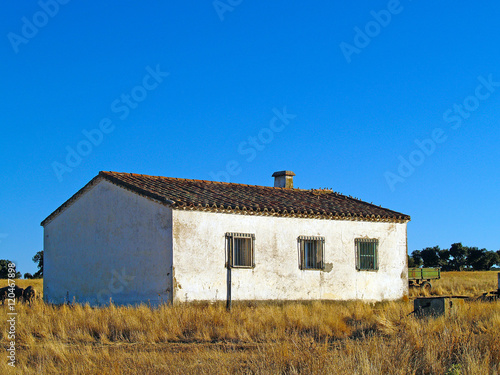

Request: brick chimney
left=272, top=171, right=295, bottom=188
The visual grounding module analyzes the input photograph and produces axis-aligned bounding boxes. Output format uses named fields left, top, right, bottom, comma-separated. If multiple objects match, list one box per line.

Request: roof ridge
left=41, top=171, right=410, bottom=226
left=99, top=171, right=311, bottom=192
left=99, top=171, right=408, bottom=217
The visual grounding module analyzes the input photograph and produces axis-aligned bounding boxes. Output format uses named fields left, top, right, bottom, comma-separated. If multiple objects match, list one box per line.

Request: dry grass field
left=1, top=272, right=499, bottom=374
left=410, top=270, right=499, bottom=298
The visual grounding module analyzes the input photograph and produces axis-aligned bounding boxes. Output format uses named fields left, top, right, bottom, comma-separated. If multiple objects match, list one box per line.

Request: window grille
left=226, top=233, right=255, bottom=268
left=355, top=238, right=378, bottom=271
left=298, top=236, right=325, bottom=270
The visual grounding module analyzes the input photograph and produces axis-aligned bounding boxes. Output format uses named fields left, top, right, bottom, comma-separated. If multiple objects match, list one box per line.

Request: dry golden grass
left=410, top=270, right=499, bottom=298
left=1, top=272, right=499, bottom=374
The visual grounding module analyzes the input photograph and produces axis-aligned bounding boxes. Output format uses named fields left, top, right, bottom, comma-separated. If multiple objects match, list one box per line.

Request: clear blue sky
left=1, top=1, right=499, bottom=275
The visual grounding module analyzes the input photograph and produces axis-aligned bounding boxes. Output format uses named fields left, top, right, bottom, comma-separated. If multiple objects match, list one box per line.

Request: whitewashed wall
left=43, top=179, right=408, bottom=305
left=172, top=210, right=408, bottom=303
left=43, top=179, right=173, bottom=305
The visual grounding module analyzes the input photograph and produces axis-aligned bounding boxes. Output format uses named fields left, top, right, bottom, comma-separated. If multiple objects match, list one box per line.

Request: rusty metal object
left=414, top=273, right=500, bottom=314
left=475, top=291, right=499, bottom=302
left=414, top=296, right=467, bottom=317
left=474, top=274, right=500, bottom=302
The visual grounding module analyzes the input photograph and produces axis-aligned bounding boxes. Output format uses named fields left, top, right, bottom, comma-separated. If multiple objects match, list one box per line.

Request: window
left=355, top=238, right=378, bottom=271
left=226, top=233, right=255, bottom=268
left=298, top=236, right=325, bottom=270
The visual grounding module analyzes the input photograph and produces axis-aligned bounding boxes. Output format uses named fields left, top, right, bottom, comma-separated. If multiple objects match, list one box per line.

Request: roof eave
left=40, top=175, right=103, bottom=227
left=41, top=172, right=177, bottom=227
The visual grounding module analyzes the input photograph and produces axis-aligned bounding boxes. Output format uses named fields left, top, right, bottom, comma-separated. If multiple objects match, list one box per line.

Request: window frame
left=298, top=235, right=325, bottom=271
left=355, top=238, right=379, bottom=271
left=225, top=232, right=255, bottom=269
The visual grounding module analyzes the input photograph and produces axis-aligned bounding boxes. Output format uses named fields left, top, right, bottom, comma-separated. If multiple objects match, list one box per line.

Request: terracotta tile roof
left=41, top=171, right=410, bottom=226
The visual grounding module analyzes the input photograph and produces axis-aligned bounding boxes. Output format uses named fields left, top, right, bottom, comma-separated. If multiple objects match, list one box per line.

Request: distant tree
left=466, top=247, right=483, bottom=270
left=449, top=243, right=469, bottom=271
left=420, top=247, right=441, bottom=267
left=483, top=251, right=498, bottom=270
left=0, top=259, right=21, bottom=279
left=408, top=254, right=417, bottom=267
left=24, top=272, right=33, bottom=279
left=411, top=250, right=423, bottom=267
left=32, top=250, right=43, bottom=278
left=438, top=248, right=451, bottom=270
left=467, top=248, right=498, bottom=271
left=410, top=244, right=499, bottom=271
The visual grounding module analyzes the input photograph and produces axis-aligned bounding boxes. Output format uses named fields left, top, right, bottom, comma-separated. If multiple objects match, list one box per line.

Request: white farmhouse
left=41, top=171, right=410, bottom=305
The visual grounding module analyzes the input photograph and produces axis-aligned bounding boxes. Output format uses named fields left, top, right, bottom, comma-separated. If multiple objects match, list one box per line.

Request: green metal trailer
left=408, top=267, right=441, bottom=291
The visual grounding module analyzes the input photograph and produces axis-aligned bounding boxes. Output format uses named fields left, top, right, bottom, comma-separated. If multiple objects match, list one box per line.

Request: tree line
left=0, top=250, right=43, bottom=279
left=409, top=243, right=500, bottom=271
